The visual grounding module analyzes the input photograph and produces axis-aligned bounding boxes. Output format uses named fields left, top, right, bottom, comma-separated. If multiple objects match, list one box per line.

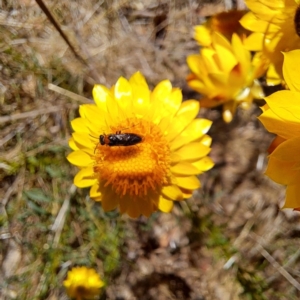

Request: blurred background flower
left=194, top=10, right=248, bottom=47
left=240, top=0, right=300, bottom=85
left=67, top=72, right=214, bottom=218
left=187, top=32, right=266, bottom=123
left=63, top=266, right=104, bottom=300
left=259, top=50, right=300, bottom=210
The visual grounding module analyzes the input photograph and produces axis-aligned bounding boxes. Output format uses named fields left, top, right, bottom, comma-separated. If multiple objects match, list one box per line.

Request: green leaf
left=24, top=188, right=52, bottom=203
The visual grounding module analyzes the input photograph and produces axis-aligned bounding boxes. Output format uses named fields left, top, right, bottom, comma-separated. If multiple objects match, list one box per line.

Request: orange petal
left=97, top=183, right=119, bottom=211
left=268, top=136, right=286, bottom=154
left=283, top=184, right=300, bottom=209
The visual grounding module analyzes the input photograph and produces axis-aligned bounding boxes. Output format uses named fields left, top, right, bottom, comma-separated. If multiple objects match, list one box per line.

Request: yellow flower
left=187, top=32, right=266, bottom=123
left=67, top=72, right=214, bottom=218
left=194, top=10, right=248, bottom=46
left=63, top=267, right=104, bottom=300
left=240, top=0, right=300, bottom=85
left=258, top=50, right=300, bottom=209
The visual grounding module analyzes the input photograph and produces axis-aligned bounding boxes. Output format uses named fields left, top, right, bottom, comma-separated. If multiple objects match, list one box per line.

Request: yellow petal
left=168, top=88, right=184, bottom=117
left=282, top=51, right=300, bottom=92
left=187, top=55, right=204, bottom=77
left=79, top=105, right=107, bottom=131
left=266, top=64, right=281, bottom=85
left=243, top=32, right=265, bottom=52
left=265, top=90, right=300, bottom=124
left=152, top=82, right=182, bottom=121
left=67, top=150, right=94, bottom=167
left=239, top=12, right=268, bottom=32
left=266, top=89, right=300, bottom=111
left=202, top=48, right=220, bottom=73
left=245, top=0, right=279, bottom=17
left=79, top=104, right=101, bottom=119
left=129, top=71, right=150, bottom=114
left=71, top=118, right=89, bottom=132
left=176, top=176, right=201, bottom=190
left=250, top=79, right=265, bottom=99
left=181, top=190, right=193, bottom=198
left=90, top=182, right=102, bottom=199
left=177, top=100, right=199, bottom=118
left=270, top=136, right=300, bottom=163
left=151, top=80, right=172, bottom=106
left=192, top=156, right=214, bottom=171
left=162, top=185, right=183, bottom=201
left=199, top=134, right=213, bottom=147
left=212, top=33, right=237, bottom=73
left=176, top=142, right=211, bottom=161
left=92, top=84, right=112, bottom=111
left=170, top=152, right=182, bottom=164
left=171, top=162, right=201, bottom=176
left=69, top=137, right=79, bottom=151
left=72, top=132, right=96, bottom=149
left=170, top=118, right=212, bottom=151
left=166, top=100, right=200, bottom=142
left=74, top=167, right=96, bottom=188
left=194, top=25, right=211, bottom=46
left=259, top=106, right=300, bottom=140
left=231, top=34, right=251, bottom=74
left=158, top=196, right=174, bottom=212
left=114, top=76, right=133, bottom=105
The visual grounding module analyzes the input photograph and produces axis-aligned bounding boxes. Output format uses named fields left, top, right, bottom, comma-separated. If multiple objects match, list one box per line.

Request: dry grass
left=1, top=0, right=300, bottom=299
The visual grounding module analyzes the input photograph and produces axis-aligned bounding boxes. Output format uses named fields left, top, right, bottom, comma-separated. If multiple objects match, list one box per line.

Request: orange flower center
left=94, top=118, right=171, bottom=198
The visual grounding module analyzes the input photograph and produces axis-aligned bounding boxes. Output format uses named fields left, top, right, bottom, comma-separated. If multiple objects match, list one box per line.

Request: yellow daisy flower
left=67, top=72, right=214, bottom=218
left=258, top=50, right=300, bottom=209
left=240, top=0, right=300, bottom=85
left=194, top=10, right=248, bottom=47
left=63, top=266, right=104, bottom=300
left=187, top=32, right=267, bottom=123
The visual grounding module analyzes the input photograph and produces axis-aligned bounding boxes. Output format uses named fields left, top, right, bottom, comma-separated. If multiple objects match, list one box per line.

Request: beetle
left=99, top=131, right=142, bottom=147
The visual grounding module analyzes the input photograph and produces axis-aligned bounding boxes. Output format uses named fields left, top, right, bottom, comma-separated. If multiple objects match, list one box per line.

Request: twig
left=51, top=184, right=77, bottom=248
left=48, top=83, right=93, bottom=104
left=0, top=106, right=72, bottom=124
left=25, top=139, right=68, bottom=157
left=250, top=233, right=300, bottom=291
left=35, top=0, right=88, bottom=67
left=2, top=170, right=24, bottom=206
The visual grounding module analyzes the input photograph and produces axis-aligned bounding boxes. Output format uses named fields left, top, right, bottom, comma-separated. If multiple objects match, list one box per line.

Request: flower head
left=67, top=72, right=214, bottom=218
left=63, top=267, right=104, bottom=300
left=240, top=0, right=300, bottom=85
left=259, top=50, right=300, bottom=209
left=194, top=10, right=248, bottom=47
left=187, top=32, right=266, bottom=123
